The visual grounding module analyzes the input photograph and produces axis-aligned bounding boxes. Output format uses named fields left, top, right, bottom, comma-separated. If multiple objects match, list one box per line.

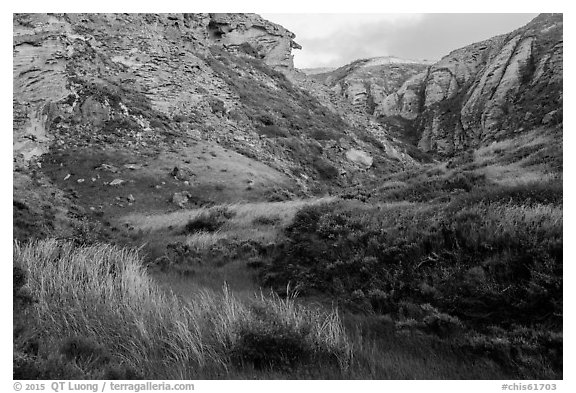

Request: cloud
left=262, top=13, right=539, bottom=68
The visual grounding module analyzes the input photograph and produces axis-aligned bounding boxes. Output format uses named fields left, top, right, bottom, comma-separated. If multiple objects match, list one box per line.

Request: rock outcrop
left=13, top=12, right=416, bottom=199
left=309, top=56, right=430, bottom=115
left=203, top=13, right=301, bottom=69
left=376, top=13, right=563, bottom=155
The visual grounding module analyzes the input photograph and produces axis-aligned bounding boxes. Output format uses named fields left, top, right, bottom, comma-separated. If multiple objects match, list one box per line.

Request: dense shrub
left=60, top=336, right=110, bottom=365
left=183, top=208, right=234, bottom=234
left=378, top=170, right=487, bottom=202
left=263, top=196, right=562, bottom=330
left=312, top=158, right=339, bottom=180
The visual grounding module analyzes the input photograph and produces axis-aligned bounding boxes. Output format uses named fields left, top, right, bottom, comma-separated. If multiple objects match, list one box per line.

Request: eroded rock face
left=14, top=12, right=418, bottom=200
left=12, top=13, right=300, bottom=166
left=204, top=13, right=301, bottom=69
left=13, top=15, right=73, bottom=164
left=376, top=13, right=563, bottom=155
left=375, top=72, right=428, bottom=120
left=310, top=56, right=430, bottom=115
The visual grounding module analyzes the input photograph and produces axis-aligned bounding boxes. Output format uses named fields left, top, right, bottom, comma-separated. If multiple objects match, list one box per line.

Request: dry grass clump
left=14, top=239, right=351, bottom=378
left=124, top=197, right=335, bottom=251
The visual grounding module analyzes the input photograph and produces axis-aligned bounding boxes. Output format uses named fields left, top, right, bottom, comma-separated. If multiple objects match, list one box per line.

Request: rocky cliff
left=14, top=13, right=420, bottom=239
left=309, top=56, right=430, bottom=115
left=13, top=13, right=414, bottom=181
left=376, top=13, right=563, bottom=154
left=13, top=13, right=302, bottom=165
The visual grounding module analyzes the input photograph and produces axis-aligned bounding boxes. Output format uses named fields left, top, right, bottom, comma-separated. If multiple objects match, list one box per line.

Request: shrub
left=232, top=303, right=312, bottom=370
left=183, top=208, right=234, bottom=234
left=312, top=158, right=339, bottom=180
left=60, top=336, right=110, bottom=365
left=262, top=196, right=562, bottom=333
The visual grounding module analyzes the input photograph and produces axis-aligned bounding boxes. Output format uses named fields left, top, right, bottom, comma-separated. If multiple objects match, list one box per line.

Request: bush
left=263, top=196, right=562, bottom=330
left=60, top=336, right=110, bottom=365
left=232, top=304, right=312, bottom=370
left=312, top=158, right=339, bottom=180
left=183, top=208, right=234, bottom=234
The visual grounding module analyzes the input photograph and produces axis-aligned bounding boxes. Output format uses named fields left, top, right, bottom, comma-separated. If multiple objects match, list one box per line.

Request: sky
left=261, top=13, right=539, bottom=69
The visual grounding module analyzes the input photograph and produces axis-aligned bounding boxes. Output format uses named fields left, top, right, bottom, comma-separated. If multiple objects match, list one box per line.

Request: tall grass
left=14, top=239, right=351, bottom=378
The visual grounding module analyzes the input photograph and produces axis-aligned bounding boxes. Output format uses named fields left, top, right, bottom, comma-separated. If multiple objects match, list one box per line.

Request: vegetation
left=260, top=177, right=562, bottom=378
left=13, top=17, right=562, bottom=379
left=183, top=207, right=235, bottom=234
left=13, top=240, right=350, bottom=379
left=14, top=145, right=563, bottom=378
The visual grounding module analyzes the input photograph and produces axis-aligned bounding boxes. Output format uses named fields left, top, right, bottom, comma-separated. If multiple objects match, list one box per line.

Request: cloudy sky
left=261, top=13, right=539, bottom=69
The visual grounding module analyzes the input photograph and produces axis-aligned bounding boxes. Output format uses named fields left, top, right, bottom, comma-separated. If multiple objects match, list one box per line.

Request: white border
left=3, top=2, right=573, bottom=391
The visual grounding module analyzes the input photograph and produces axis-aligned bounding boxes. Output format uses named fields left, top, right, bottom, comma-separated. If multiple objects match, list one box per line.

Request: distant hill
left=376, top=13, right=563, bottom=154
left=300, top=67, right=337, bottom=75
left=306, top=56, right=431, bottom=115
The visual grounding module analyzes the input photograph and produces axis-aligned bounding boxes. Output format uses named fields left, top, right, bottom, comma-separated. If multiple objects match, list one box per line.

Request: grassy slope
left=14, top=127, right=562, bottom=379
left=14, top=240, right=350, bottom=379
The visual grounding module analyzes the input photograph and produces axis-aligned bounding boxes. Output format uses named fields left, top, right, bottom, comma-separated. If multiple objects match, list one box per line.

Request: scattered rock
left=172, top=191, right=191, bottom=208
left=109, top=179, right=125, bottom=186
left=127, top=194, right=135, bottom=203
left=123, top=163, right=141, bottom=170
left=96, top=164, right=119, bottom=173
left=542, top=110, right=559, bottom=125
left=63, top=174, right=71, bottom=180
left=77, top=178, right=85, bottom=183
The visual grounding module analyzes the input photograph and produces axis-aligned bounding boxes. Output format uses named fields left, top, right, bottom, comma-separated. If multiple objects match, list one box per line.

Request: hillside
left=309, top=14, right=563, bottom=156
left=13, top=13, right=562, bottom=380
left=309, top=56, right=431, bottom=115
left=13, top=13, right=417, bottom=242
left=376, top=13, right=563, bottom=154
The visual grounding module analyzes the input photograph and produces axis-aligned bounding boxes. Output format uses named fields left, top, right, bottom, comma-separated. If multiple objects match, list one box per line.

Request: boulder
left=345, top=149, right=373, bottom=168
left=109, top=179, right=125, bottom=186
left=172, top=191, right=191, bottom=208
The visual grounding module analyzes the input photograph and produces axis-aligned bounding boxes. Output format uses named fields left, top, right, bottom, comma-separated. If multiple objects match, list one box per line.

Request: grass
left=15, top=155, right=563, bottom=379
left=13, top=238, right=521, bottom=379
left=13, top=239, right=351, bottom=379
left=260, top=178, right=562, bottom=378
left=123, top=197, right=335, bottom=250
